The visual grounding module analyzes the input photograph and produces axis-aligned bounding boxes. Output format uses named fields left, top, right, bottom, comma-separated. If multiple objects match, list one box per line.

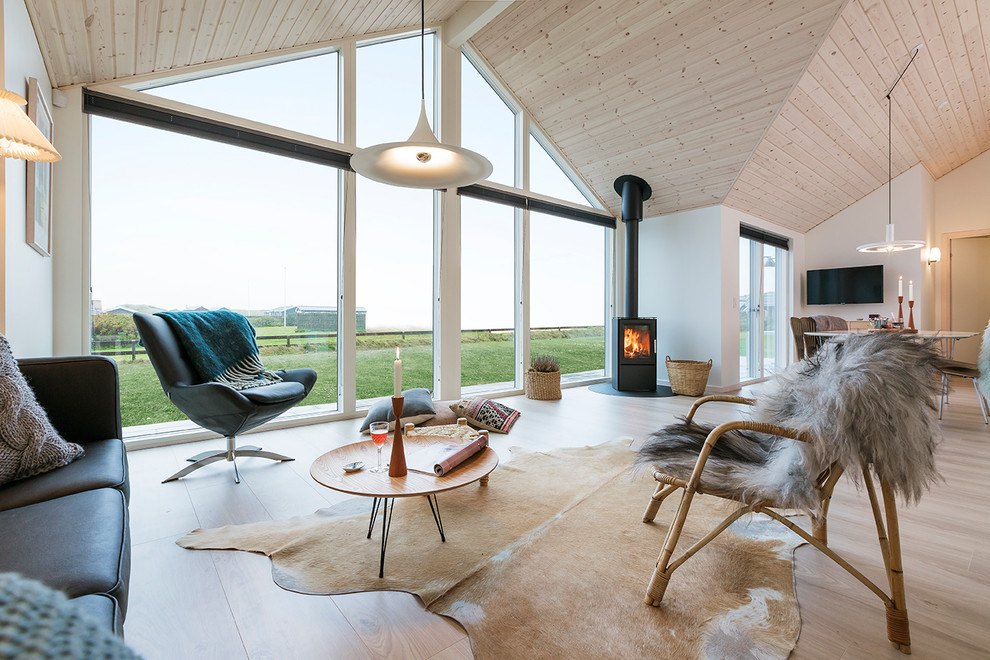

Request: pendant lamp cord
left=884, top=46, right=920, bottom=227
left=421, top=0, right=425, bottom=101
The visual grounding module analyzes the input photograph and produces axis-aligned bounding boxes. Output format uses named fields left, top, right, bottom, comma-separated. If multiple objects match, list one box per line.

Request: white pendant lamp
left=349, top=0, right=492, bottom=189
left=857, top=46, right=924, bottom=254
left=0, top=89, right=60, bottom=162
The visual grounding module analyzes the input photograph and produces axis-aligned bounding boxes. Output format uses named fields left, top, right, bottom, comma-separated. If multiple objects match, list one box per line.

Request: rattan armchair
left=642, top=394, right=914, bottom=654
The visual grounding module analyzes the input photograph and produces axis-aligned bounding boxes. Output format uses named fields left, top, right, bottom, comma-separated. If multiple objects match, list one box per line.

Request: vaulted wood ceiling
left=23, top=0, right=990, bottom=232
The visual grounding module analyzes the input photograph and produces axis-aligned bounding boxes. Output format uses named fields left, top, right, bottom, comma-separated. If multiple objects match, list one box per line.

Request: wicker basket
left=665, top=356, right=712, bottom=397
left=525, top=369, right=562, bottom=400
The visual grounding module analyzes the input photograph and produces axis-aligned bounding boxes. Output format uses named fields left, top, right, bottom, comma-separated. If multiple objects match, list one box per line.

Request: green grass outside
left=111, top=328, right=604, bottom=428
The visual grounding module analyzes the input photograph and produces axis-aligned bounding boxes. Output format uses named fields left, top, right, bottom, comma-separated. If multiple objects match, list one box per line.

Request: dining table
left=804, top=329, right=979, bottom=359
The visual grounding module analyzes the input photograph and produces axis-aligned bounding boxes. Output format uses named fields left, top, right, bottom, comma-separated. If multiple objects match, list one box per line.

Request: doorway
left=945, top=233, right=990, bottom=362
left=740, top=236, right=788, bottom=381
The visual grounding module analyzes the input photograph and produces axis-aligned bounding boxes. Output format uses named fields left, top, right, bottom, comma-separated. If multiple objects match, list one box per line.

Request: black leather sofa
left=0, top=356, right=131, bottom=636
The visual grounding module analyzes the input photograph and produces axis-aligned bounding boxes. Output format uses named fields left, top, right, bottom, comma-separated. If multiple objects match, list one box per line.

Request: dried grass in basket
left=525, top=369, right=562, bottom=400
left=665, top=356, right=712, bottom=397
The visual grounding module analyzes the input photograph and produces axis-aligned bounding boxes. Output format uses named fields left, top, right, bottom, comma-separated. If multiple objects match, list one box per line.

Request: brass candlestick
left=388, top=396, right=407, bottom=477
left=907, top=300, right=916, bottom=332
left=897, top=295, right=904, bottom=324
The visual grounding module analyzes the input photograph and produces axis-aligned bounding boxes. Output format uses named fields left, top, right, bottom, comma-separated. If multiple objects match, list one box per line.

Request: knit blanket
left=156, top=311, right=282, bottom=391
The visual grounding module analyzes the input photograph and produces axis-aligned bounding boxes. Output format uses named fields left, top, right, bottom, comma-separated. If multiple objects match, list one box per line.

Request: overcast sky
left=90, top=36, right=605, bottom=330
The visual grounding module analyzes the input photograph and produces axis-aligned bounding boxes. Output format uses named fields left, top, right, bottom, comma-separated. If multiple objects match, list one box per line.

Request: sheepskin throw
left=979, top=319, right=990, bottom=400
left=638, top=333, right=943, bottom=510
left=156, top=311, right=282, bottom=391
left=0, top=335, right=83, bottom=486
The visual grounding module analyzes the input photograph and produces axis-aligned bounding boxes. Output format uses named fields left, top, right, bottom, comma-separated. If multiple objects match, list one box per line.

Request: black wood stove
left=611, top=174, right=657, bottom=392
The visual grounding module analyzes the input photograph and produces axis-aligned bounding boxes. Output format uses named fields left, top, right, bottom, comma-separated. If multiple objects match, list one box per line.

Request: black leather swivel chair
left=133, top=312, right=317, bottom=483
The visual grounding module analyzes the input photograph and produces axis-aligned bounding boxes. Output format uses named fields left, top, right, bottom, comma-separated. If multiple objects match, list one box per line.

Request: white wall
left=935, top=149, right=990, bottom=236
left=639, top=206, right=727, bottom=387
left=3, top=0, right=54, bottom=357
left=932, top=148, right=990, bottom=356
left=802, top=163, right=935, bottom=329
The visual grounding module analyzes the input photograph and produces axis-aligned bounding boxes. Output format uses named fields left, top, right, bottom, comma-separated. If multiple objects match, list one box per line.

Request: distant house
left=267, top=306, right=367, bottom=332
left=104, top=306, right=142, bottom=316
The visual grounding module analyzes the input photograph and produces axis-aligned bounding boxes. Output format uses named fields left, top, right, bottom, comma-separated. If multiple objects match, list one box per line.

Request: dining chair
left=938, top=320, right=990, bottom=424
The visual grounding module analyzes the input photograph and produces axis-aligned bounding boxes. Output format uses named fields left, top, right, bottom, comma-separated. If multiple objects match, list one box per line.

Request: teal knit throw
left=156, top=311, right=281, bottom=390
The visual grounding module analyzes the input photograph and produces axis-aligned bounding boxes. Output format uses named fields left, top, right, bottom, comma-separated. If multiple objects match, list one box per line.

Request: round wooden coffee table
left=310, top=436, right=499, bottom=577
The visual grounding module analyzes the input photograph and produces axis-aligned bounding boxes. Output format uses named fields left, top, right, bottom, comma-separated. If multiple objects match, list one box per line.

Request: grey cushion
left=360, top=388, right=436, bottom=433
left=0, top=335, right=83, bottom=486
left=0, top=488, right=130, bottom=614
left=239, top=381, right=305, bottom=404
left=0, top=437, right=128, bottom=512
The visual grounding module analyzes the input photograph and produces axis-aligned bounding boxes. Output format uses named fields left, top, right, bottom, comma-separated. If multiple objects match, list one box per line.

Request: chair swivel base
left=163, top=436, right=293, bottom=484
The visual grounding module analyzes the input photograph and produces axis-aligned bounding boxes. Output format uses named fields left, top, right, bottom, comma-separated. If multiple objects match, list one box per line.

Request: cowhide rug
left=178, top=442, right=802, bottom=659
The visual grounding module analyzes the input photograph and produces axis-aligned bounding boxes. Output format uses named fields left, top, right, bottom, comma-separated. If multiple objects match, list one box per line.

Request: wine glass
left=369, top=421, right=389, bottom=473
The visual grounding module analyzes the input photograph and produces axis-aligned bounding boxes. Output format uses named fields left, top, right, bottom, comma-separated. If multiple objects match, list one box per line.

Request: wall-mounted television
left=806, top=265, right=884, bottom=305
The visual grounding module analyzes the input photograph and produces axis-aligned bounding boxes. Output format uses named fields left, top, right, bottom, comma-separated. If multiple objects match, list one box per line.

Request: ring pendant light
left=857, top=45, right=926, bottom=253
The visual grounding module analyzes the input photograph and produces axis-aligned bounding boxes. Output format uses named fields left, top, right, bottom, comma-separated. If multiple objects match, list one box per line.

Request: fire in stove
left=623, top=327, right=652, bottom=359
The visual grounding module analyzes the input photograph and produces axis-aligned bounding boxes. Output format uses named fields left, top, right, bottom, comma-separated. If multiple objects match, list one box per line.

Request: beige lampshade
left=350, top=101, right=492, bottom=189
left=0, top=89, right=61, bottom=162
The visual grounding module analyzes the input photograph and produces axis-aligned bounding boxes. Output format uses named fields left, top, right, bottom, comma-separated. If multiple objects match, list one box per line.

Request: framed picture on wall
left=26, top=77, right=54, bottom=256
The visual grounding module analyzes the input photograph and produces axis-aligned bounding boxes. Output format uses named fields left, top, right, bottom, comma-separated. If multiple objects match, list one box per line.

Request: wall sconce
left=927, top=247, right=941, bottom=265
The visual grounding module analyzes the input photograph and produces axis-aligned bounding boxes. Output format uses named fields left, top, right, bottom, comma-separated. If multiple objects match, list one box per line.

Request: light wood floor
left=122, top=379, right=990, bottom=659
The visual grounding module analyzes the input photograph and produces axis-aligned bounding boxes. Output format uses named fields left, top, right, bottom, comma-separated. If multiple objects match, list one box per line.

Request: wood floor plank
left=124, top=536, right=248, bottom=659
left=428, top=636, right=474, bottom=660
left=126, top=446, right=201, bottom=545
left=210, top=549, right=375, bottom=659
left=331, top=590, right=467, bottom=659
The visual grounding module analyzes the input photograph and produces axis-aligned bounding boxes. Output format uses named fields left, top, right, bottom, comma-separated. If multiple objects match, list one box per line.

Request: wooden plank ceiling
left=24, top=0, right=464, bottom=85
left=723, top=0, right=990, bottom=231
left=23, top=0, right=990, bottom=232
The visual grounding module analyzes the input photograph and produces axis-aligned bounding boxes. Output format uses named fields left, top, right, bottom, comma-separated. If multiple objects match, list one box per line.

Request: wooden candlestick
left=897, top=295, right=904, bottom=324
left=388, top=396, right=407, bottom=477
left=907, top=300, right=916, bottom=332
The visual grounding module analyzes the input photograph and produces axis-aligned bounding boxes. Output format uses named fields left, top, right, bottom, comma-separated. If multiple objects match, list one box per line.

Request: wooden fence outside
left=92, top=326, right=603, bottom=359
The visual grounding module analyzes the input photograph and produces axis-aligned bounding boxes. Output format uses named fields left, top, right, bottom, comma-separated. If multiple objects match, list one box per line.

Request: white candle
left=908, top=280, right=914, bottom=302
left=898, top=276, right=903, bottom=297
left=394, top=347, right=402, bottom=397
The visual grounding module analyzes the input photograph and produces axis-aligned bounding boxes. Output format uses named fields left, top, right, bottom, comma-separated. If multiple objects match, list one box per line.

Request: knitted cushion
left=450, top=397, right=520, bottom=434
left=0, top=573, right=137, bottom=658
left=0, top=336, right=83, bottom=486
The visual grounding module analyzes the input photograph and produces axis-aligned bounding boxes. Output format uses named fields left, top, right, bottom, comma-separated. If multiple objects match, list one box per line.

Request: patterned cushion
left=0, top=335, right=83, bottom=486
left=450, top=397, right=520, bottom=434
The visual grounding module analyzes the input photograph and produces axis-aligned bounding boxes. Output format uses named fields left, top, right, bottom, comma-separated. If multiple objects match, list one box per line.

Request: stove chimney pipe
left=613, top=175, right=652, bottom=317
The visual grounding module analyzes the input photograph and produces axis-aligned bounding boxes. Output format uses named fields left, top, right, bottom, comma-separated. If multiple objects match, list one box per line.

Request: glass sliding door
left=740, top=236, right=787, bottom=381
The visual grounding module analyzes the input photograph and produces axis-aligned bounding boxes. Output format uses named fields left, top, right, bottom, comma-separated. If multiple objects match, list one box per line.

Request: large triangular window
left=529, top=133, right=594, bottom=206
left=461, top=54, right=515, bottom=187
